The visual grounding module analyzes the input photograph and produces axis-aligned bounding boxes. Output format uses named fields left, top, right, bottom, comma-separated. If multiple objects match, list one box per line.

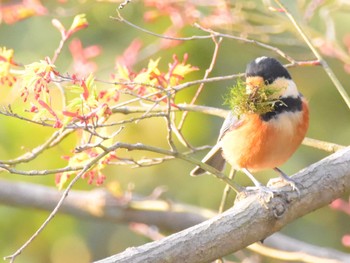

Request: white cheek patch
left=271, top=78, right=299, bottom=98
left=284, top=79, right=299, bottom=98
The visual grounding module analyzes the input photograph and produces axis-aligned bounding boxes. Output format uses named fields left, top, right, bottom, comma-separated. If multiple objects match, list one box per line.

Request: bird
left=190, top=56, right=309, bottom=193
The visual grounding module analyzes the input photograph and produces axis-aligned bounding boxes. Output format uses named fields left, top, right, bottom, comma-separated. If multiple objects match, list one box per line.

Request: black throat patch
left=260, top=96, right=302, bottom=122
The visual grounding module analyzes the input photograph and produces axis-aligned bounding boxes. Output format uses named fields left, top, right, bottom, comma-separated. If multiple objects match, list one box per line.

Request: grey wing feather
left=190, top=144, right=226, bottom=176
left=218, top=111, right=239, bottom=141
left=190, top=111, right=239, bottom=176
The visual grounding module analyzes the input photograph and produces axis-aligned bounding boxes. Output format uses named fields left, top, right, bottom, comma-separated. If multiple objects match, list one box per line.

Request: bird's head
left=225, top=57, right=300, bottom=117
left=245, top=56, right=299, bottom=99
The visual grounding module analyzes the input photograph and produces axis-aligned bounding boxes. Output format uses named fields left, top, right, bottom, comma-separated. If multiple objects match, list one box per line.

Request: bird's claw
left=239, top=186, right=281, bottom=208
left=267, top=177, right=301, bottom=198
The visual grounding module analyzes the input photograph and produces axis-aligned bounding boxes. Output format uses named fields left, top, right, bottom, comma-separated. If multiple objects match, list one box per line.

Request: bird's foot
left=272, top=167, right=301, bottom=197
left=267, top=177, right=301, bottom=197
left=237, top=185, right=281, bottom=208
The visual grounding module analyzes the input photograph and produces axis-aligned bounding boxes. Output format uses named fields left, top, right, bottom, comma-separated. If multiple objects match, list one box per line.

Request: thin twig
left=110, top=145, right=211, bottom=168
left=111, top=142, right=242, bottom=193
left=248, top=242, right=341, bottom=263
left=0, top=106, right=56, bottom=127
left=274, top=0, right=350, bottom=110
left=0, top=163, right=84, bottom=176
left=51, top=34, right=68, bottom=64
left=110, top=104, right=225, bottom=117
left=194, top=23, right=297, bottom=64
left=111, top=10, right=211, bottom=41
left=178, top=36, right=223, bottom=130
left=165, top=92, right=177, bottom=151
left=113, top=89, right=165, bottom=108
left=86, top=113, right=167, bottom=128
left=118, top=0, right=132, bottom=9
left=173, top=73, right=243, bottom=91
left=4, top=164, right=90, bottom=262
left=218, top=169, right=236, bottom=214
left=0, top=129, right=72, bottom=165
left=302, top=137, right=346, bottom=153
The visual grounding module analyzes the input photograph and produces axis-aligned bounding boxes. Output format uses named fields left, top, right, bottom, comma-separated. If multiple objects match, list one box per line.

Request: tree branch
left=94, top=146, right=350, bottom=263
left=1, top=159, right=349, bottom=263
left=0, top=179, right=213, bottom=232
left=261, top=233, right=350, bottom=263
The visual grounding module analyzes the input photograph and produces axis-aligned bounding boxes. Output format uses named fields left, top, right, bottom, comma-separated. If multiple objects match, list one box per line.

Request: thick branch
left=94, top=147, right=350, bottom=263
left=0, top=172, right=349, bottom=262
left=0, top=179, right=213, bottom=232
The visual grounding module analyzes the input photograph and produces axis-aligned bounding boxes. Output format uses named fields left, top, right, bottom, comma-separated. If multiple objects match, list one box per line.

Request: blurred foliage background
left=0, top=0, right=350, bottom=262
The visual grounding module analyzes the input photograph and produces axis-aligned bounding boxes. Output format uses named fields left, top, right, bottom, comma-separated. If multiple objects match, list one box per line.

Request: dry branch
left=0, top=179, right=213, bottom=232
left=261, top=233, right=350, bottom=263
left=94, top=146, right=350, bottom=263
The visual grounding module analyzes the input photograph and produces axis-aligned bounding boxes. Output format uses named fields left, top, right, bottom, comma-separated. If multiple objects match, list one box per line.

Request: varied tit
left=190, top=56, right=309, bottom=191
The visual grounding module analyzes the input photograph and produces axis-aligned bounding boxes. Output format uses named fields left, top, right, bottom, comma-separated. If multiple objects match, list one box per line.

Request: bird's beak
left=245, top=76, right=264, bottom=95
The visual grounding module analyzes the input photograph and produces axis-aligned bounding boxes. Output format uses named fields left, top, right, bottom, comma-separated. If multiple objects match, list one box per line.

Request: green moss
left=224, top=78, right=283, bottom=118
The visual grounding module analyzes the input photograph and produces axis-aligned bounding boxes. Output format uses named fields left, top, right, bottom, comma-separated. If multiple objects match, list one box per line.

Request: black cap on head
left=246, top=57, right=291, bottom=84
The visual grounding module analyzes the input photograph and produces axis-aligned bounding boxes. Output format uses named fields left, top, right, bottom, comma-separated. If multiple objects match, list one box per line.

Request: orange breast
left=220, top=100, right=309, bottom=171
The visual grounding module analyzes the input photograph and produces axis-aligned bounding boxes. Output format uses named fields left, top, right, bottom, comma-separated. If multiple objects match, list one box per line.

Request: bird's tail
left=190, top=145, right=226, bottom=176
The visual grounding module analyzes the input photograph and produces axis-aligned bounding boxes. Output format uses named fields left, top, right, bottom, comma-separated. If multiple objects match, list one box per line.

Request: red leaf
left=38, top=99, right=63, bottom=128
left=81, top=80, right=89, bottom=100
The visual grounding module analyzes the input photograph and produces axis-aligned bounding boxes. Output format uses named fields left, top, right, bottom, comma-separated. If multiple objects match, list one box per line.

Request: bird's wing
left=217, top=111, right=243, bottom=142
left=190, top=144, right=226, bottom=176
left=190, top=111, right=243, bottom=176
